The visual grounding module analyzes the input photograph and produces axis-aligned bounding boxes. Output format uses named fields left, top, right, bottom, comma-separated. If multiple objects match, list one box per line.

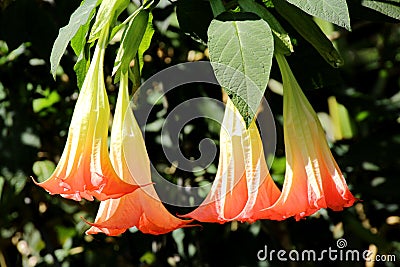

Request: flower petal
left=34, top=26, right=138, bottom=201
left=184, top=99, right=280, bottom=223
left=86, top=72, right=192, bottom=235
left=258, top=54, right=357, bottom=220
left=233, top=122, right=281, bottom=222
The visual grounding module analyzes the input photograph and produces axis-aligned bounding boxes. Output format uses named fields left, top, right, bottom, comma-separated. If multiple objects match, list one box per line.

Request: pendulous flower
left=256, top=54, right=357, bottom=220
left=86, top=72, right=192, bottom=235
left=183, top=98, right=281, bottom=223
left=34, top=26, right=139, bottom=201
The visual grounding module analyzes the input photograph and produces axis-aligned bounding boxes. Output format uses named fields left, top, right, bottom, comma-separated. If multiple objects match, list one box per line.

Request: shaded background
left=0, top=0, right=399, bottom=266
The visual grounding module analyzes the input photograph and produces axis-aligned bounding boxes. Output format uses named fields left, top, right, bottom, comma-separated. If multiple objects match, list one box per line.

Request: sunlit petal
left=184, top=99, right=280, bottom=223
left=86, top=72, right=192, bottom=235
left=34, top=26, right=138, bottom=201
left=234, top=121, right=281, bottom=223
left=258, top=54, right=357, bottom=220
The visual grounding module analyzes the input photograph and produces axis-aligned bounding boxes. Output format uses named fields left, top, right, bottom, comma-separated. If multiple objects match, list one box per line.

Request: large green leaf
left=362, top=0, right=400, bottom=20
left=138, top=13, right=155, bottom=72
left=273, top=0, right=343, bottom=67
left=208, top=15, right=274, bottom=127
left=113, top=8, right=149, bottom=81
left=238, top=0, right=293, bottom=55
left=70, top=6, right=96, bottom=56
left=71, top=4, right=97, bottom=88
left=49, top=0, right=98, bottom=78
left=286, top=0, right=351, bottom=30
left=347, top=1, right=399, bottom=22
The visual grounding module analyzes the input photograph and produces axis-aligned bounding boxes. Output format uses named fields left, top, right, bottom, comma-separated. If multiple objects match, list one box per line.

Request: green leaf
left=273, top=0, right=344, bottom=67
left=208, top=15, right=274, bottom=126
left=49, top=0, right=98, bottom=78
left=70, top=6, right=97, bottom=88
left=210, top=0, right=226, bottom=17
left=362, top=0, right=400, bottom=20
left=70, top=6, right=96, bottom=56
left=140, top=252, right=156, bottom=265
left=238, top=0, right=293, bottom=55
left=138, top=12, right=155, bottom=72
left=286, top=0, right=351, bottom=30
left=32, top=160, right=56, bottom=182
left=32, top=89, right=61, bottom=113
left=113, top=9, right=149, bottom=81
left=74, top=48, right=92, bottom=89
left=89, top=0, right=130, bottom=42
left=328, top=96, right=354, bottom=140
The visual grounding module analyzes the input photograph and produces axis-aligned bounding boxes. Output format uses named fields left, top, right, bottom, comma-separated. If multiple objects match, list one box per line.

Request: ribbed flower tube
left=34, top=26, right=139, bottom=201
left=184, top=99, right=281, bottom=223
left=86, top=72, right=192, bottom=235
left=257, top=54, right=357, bottom=220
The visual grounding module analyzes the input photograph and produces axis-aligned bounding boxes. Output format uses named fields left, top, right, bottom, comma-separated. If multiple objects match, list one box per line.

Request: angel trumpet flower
left=257, top=54, right=357, bottom=220
left=34, top=26, right=139, bottom=201
left=184, top=99, right=281, bottom=223
left=86, top=72, right=192, bottom=235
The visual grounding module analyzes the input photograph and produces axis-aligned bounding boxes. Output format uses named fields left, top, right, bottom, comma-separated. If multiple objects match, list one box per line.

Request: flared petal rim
left=33, top=26, right=140, bottom=201
left=183, top=99, right=281, bottom=223
left=85, top=72, right=192, bottom=235
left=257, top=54, right=357, bottom=221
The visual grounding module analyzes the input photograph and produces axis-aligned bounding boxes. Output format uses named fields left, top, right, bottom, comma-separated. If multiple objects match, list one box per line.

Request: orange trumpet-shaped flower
left=257, top=54, right=357, bottom=221
left=86, top=72, right=192, bottom=235
left=34, top=26, right=139, bottom=201
left=183, top=99, right=281, bottom=223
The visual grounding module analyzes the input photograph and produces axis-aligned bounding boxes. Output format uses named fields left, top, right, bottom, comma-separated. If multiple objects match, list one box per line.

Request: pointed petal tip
left=31, top=175, right=40, bottom=185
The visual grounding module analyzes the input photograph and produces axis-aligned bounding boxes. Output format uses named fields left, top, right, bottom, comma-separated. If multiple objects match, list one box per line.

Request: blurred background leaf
left=0, top=1, right=399, bottom=267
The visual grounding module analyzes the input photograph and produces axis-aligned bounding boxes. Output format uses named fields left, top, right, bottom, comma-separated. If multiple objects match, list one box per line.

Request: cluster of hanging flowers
left=183, top=54, right=357, bottom=223
left=34, top=2, right=357, bottom=235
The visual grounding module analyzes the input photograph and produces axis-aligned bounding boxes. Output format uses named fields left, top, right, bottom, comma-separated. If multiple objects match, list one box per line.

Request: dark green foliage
left=0, top=1, right=399, bottom=267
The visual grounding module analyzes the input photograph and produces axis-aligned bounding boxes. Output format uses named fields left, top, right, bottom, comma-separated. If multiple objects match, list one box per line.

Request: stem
left=121, top=5, right=144, bottom=26
left=130, top=54, right=141, bottom=95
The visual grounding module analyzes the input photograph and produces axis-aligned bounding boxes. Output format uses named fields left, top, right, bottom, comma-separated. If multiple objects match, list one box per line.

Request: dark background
left=0, top=0, right=399, bottom=266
